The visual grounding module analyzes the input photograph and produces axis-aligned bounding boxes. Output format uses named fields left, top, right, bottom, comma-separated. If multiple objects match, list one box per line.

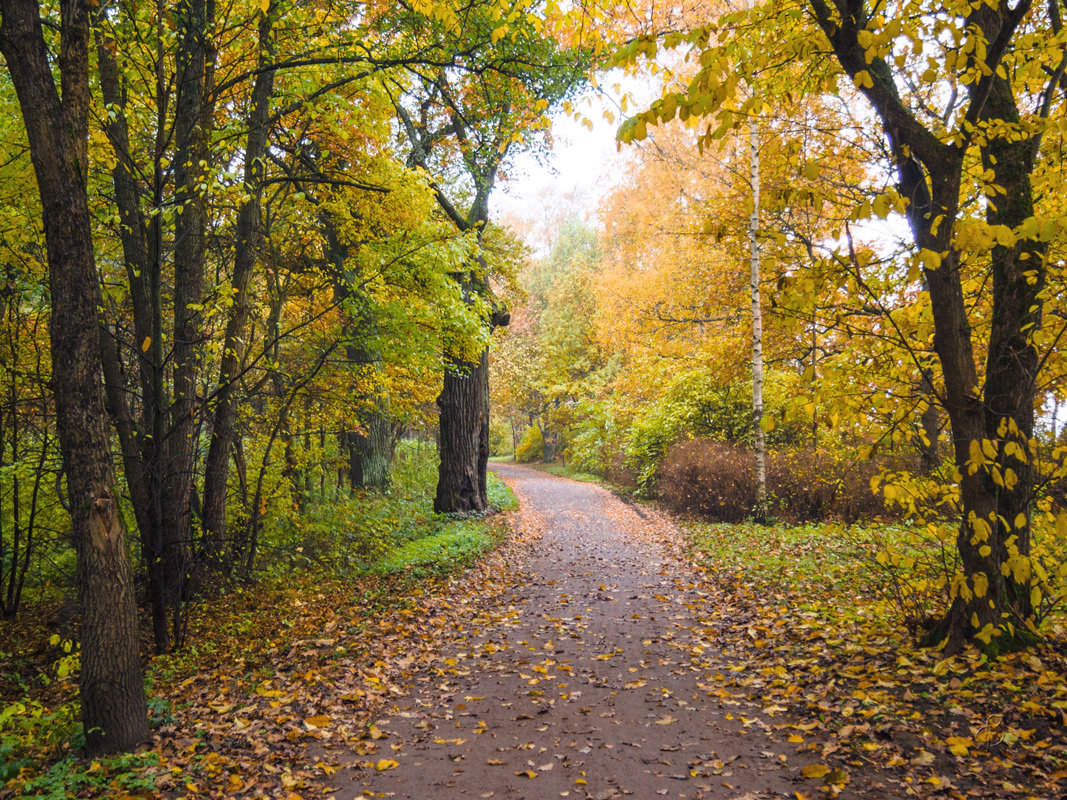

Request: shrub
left=624, top=371, right=802, bottom=495
left=768, top=447, right=888, bottom=523
left=657, top=439, right=894, bottom=523
left=605, top=449, right=638, bottom=489
left=658, top=441, right=756, bottom=521
left=515, top=426, right=544, bottom=463
left=565, top=398, right=612, bottom=474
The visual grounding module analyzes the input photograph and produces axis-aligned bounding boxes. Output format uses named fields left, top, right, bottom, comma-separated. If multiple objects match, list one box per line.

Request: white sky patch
left=493, top=73, right=658, bottom=253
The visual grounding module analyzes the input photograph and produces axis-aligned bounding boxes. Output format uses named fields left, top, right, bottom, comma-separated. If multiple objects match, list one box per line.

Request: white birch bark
left=749, top=117, right=767, bottom=521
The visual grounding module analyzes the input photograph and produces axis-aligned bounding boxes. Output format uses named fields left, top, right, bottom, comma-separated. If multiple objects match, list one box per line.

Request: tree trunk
left=348, top=409, right=398, bottom=491
left=749, top=118, right=767, bottom=523
left=917, top=368, right=941, bottom=474
left=0, top=0, right=149, bottom=753
left=811, top=0, right=1046, bottom=652
left=200, top=3, right=275, bottom=567
left=435, top=350, right=490, bottom=513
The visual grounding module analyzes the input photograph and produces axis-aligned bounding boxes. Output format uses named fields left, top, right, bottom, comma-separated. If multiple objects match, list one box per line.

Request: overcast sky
left=492, top=76, right=657, bottom=251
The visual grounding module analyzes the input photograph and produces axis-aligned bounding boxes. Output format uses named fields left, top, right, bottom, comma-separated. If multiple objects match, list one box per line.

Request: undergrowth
left=0, top=445, right=518, bottom=799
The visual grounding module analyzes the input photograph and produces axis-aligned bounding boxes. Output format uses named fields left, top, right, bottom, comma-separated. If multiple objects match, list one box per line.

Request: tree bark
left=94, top=7, right=172, bottom=654
left=435, top=349, right=490, bottom=512
left=200, top=1, right=275, bottom=567
left=0, top=0, right=149, bottom=753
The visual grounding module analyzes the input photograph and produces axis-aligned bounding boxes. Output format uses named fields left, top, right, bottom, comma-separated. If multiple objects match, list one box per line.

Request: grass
left=685, top=518, right=1067, bottom=636
left=372, top=521, right=506, bottom=578
left=679, top=517, right=1067, bottom=799
left=686, top=520, right=875, bottom=600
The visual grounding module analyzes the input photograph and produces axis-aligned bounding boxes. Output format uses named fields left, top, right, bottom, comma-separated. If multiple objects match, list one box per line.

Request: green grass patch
left=372, top=472, right=515, bottom=578
left=686, top=520, right=869, bottom=601
left=265, top=443, right=517, bottom=578
left=685, top=518, right=1067, bottom=637
left=372, top=521, right=503, bottom=578
left=486, top=470, right=519, bottom=511
left=544, top=464, right=601, bottom=483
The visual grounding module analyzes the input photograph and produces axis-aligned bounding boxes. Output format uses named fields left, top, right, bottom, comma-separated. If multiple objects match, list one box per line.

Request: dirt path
left=335, top=464, right=808, bottom=800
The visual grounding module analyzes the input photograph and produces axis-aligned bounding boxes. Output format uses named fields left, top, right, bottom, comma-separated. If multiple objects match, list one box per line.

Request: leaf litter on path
left=335, top=463, right=824, bottom=800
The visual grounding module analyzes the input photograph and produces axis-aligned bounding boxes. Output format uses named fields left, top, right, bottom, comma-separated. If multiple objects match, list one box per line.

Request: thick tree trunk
left=811, top=0, right=1046, bottom=652
left=435, top=350, right=490, bottom=512
left=0, top=0, right=149, bottom=753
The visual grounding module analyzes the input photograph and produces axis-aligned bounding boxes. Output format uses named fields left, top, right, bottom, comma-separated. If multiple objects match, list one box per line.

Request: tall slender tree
left=0, top=0, right=148, bottom=753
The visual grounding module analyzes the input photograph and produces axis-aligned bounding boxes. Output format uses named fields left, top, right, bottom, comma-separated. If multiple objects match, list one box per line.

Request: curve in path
left=337, top=463, right=805, bottom=800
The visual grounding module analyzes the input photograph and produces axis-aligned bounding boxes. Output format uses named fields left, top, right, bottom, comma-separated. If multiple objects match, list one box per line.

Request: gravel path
left=336, top=463, right=805, bottom=800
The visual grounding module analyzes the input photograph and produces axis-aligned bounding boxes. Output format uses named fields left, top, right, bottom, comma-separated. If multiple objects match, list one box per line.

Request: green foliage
left=625, top=371, right=799, bottom=494
left=565, top=399, right=614, bottom=475
left=260, top=440, right=516, bottom=579
left=486, top=472, right=519, bottom=512
left=264, top=440, right=439, bottom=575
left=6, top=750, right=161, bottom=800
left=0, top=697, right=162, bottom=798
left=488, top=418, right=512, bottom=457
left=491, top=218, right=613, bottom=468
left=372, top=522, right=502, bottom=579
left=515, top=426, right=545, bottom=463
left=0, top=700, right=79, bottom=768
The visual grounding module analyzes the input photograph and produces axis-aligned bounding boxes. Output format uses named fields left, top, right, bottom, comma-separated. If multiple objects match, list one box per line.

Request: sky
left=492, top=76, right=656, bottom=253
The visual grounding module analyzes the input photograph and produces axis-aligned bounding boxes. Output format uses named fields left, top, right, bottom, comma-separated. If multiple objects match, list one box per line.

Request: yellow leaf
left=946, top=736, right=971, bottom=756
left=259, top=0, right=268, bottom=12
left=918, top=248, right=942, bottom=269
left=375, top=759, right=399, bottom=771
left=826, top=768, right=849, bottom=786
left=515, top=770, right=538, bottom=778
left=304, top=714, right=331, bottom=729
left=141, top=337, right=152, bottom=352
left=802, top=764, right=830, bottom=779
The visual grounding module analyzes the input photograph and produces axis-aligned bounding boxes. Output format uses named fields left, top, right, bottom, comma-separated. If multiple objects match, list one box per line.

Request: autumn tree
left=382, top=0, right=593, bottom=512
left=625, top=0, right=1067, bottom=651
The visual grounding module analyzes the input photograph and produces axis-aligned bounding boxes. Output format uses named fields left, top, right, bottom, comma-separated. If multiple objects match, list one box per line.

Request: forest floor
left=2, top=463, right=1065, bottom=799
left=323, top=463, right=1066, bottom=800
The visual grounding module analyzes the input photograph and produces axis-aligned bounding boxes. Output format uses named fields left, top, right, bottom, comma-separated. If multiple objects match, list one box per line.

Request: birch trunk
left=749, top=118, right=767, bottom=523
